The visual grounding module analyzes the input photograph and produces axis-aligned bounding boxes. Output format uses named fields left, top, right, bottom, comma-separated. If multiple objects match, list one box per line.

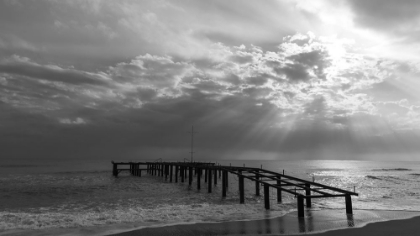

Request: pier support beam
left=297, top=195, right=304, bottom=218
left=264, top=184, right=270, bottom=209
left=197, top=168, right=201, bottom=190
left=170, top=165, right=173, bottom=182
left=208, top=168, right=212, bottom=193
left=345, top=194, right=353, bottom=214
left=181, top=167, right=184, bottom=183
left=112, top=163, right=118, bottom=177
left=189, top=166, right=193, bottom=186
left=175, top=165, right=178, bottom=183
left=239, top=175, right=245, bottom=204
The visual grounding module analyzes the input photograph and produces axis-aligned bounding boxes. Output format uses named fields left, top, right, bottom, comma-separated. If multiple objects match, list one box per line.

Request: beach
left=289, top=216, right=420, bottom=236
left=108, top=209, right=420, bottom=236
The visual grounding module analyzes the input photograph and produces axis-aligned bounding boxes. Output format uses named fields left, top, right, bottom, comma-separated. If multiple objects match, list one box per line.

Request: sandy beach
left=108, top=209, right=420, bottom=236
left=282, top=216, right=420, bottom=236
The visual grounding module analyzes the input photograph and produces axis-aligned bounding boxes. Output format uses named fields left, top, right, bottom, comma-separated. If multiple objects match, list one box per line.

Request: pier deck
left=111, top=161, right=358, bottom=217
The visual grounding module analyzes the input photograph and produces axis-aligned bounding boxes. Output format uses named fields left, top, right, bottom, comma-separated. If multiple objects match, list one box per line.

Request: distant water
left=1, top=159, right=420, bottom=235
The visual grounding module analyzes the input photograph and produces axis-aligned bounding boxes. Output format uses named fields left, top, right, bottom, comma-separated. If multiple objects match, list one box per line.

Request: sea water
left=1, top=158, right=420, bottom=235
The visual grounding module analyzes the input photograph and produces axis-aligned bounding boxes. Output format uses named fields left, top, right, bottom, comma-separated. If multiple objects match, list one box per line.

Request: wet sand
left=108, top=209, right=420, bottom=236
left=282, top=215, right=420, bottom=236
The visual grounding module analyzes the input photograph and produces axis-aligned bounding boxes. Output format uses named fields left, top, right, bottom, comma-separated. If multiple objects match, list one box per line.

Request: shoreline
left=106, top=209, right=420, bottom=236
left=1, top=209, right=419, bottom=236
left=281, top=215, right=420, bottom=236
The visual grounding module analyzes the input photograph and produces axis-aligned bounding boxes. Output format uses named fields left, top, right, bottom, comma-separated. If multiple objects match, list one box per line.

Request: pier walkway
left=111, top=161, right=358, bottom=217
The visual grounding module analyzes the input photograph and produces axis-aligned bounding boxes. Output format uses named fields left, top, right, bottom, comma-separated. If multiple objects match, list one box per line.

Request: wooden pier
left=111, top=161, right=358, bottom=217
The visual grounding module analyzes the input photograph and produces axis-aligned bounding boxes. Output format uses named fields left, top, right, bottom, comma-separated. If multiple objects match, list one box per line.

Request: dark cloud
left=267, top=49, right=331, bottom=82
left=245, top=75, right=269, bottom=86
left=347, top=0, right=420, bottom=38
left=110, top=54, right=188, bottom=89
left=0, top=58, right=109, bottom=86
left=229, top=54, right=253, bottom=64
left=287, top=50, right=330, bottom=78
left=304, top=96, right=327, bottom=116
left=277, top=63, right=311, bottom=81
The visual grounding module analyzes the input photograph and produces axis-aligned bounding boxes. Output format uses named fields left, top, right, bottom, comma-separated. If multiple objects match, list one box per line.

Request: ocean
left=1, top=158, right=420, bottom=235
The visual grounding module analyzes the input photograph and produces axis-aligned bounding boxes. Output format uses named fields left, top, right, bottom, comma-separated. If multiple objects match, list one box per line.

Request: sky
left=1, top=0, right=420, bottom=162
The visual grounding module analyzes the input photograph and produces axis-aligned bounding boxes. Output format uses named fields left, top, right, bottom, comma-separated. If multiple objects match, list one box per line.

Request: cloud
left=0, top=35, right=38, bottom=51
left=0, top=33, right=396, bottom=124
left=59, top=117, right=87, bottom=125
left=0, top=55, right=111, bottom=86
left=347, top=0, right=420, bottom=32
left=2, top=32, right=420, bottom=160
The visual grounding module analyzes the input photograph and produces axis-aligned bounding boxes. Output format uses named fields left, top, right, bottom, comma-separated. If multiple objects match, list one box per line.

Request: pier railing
left=111, top=161, right=358, bottom=217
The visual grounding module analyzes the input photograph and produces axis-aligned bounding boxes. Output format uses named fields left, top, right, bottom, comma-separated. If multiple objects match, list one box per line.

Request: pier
left=111, top=161, right=358, bottom=217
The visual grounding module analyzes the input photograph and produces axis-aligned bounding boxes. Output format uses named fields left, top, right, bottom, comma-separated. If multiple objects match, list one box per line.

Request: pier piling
left=222, top=170, right=227, bottom=197
left=297, top=195, right=304, bottom=218
left=170, top=165, right=173, bottom=182
left=264, top=184, right=270, bottom=209
left=181, top=167, right=185, bottom=183
left=189, top=166, right=193, bottom=186
left=345, top=194, right=353, bottom=214
left=208, top=168, right=212, bottom=193
left=239, top=174, right=245, bottom=204
left=175, top=165, right=178, bottom=183
left=197, top=168, right=201, bottom=190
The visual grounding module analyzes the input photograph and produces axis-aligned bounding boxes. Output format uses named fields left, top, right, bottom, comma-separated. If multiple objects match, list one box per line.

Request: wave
left=409, top=173, right=420, bottom=176
left=366, top=175, right=382, bottom=180
left=0, top=165, right=39, bottom=168
left=372, top=168, right=412, bottom=171
left=53, top=170, right=110, bottom=175
left=366, top=175, right=407, bottom=182
left=0, top=203, right=294, bottom=233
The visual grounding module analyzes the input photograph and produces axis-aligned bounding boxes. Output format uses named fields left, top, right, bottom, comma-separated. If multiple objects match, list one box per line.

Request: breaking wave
left=366, top=175, right=382, bottom=180
left=372, top=168, right=412, bottom=171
